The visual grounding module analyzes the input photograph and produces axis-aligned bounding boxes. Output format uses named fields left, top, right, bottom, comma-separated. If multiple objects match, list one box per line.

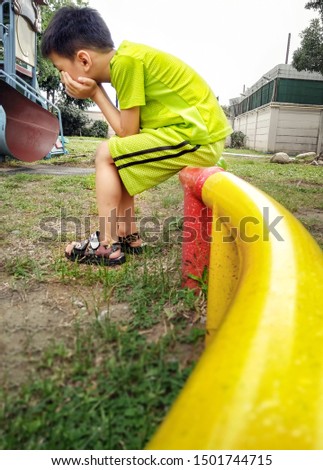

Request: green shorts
left=108, top=126, right=224, bottom=196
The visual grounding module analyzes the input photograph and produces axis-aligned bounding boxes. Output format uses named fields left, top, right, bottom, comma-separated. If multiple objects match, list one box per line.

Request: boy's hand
left=61, top=72, right=99, bottom=100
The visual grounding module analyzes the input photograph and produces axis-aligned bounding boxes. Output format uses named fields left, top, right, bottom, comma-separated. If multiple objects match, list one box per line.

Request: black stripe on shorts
left=114, top=140, right=190, bottom=163
left=116, top=143, right=201, bottom=170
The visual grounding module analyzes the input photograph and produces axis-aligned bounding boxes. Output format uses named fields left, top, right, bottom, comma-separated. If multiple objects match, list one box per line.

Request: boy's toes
left=96, top=243, right=122, bottom=260
left=65, top=241, right=77, bottom=257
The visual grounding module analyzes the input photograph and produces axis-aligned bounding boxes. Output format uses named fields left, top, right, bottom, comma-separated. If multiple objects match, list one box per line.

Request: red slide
left=0, top=80, right=59, bottom=162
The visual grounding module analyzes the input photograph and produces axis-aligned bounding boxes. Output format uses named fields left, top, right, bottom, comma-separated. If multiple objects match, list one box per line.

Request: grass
left=0, top=139, right=322, bottom=450
left=0, top=323, right=194, bottom=450
left=224, top=155, right=323, bottom=247
left=0, top=136, right=98, bottom=167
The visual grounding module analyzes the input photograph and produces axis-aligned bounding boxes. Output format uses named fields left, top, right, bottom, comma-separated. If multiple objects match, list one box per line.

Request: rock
left=295, top=152, right=317, bottom=162
left=307, top=151, right=323, bottom=166
left=310, top=159, right=323, bottom=166
left=73, top=300, right=85, bottom=309
left=98, top=309, right=109, bottom=322
left=270, top=152, right=290, bottom=164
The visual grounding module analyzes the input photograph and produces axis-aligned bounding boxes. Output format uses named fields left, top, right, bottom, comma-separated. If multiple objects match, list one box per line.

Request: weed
left=161, top=193, right=182, bottom=209
left=187, top=265, right=209, bottom=297
left=5, top=256, right=47, bottom=281
left=0, top=320, right=193, bottom=450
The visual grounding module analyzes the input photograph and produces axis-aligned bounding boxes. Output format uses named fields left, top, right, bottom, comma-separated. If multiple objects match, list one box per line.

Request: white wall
left=84, top=110, right=106, bottom=122
left=233, top=107, right=271, bottom=152
left=232, top=104, right=323, bottom=155
left=276, top=107, right=323, bottom=154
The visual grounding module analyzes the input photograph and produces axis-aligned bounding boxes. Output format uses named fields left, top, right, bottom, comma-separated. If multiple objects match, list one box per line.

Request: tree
left=293, top=18, right=323, bottom=75
left=221, top=105, right=230, bottom=117
left=305, top=0, right=323, bottom=16
left=292, top=1, right=323, bottom=75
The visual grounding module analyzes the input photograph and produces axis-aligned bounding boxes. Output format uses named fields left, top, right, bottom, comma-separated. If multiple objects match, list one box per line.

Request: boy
left=41, top=6, right=232, bottom=266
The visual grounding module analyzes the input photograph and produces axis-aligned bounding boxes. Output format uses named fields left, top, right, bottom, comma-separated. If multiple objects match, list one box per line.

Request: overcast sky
left=89, top=0, right=318, bottom=105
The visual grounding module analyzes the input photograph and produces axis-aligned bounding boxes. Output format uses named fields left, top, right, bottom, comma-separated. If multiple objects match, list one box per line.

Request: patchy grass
left=0, top=322, right=195, bottom=450
left=0, top=165, right=203, bottom=449
left=0, top=139, right=322, bottom=450
left=224, top=156, right=323, bottom=247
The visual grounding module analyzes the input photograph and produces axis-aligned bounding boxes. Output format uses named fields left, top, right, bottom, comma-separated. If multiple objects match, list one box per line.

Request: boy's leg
left=117, top=185, right=141, bottom=249
left=95, top=142, right=123, bottom=258
left=65, top=141, right=122, bottom=260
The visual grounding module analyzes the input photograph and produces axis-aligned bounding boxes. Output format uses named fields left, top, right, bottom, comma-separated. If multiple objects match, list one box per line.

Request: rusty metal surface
left=0, top=80, right=59, bottom=162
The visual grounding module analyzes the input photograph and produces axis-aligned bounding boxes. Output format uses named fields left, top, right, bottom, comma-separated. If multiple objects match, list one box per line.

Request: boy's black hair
left=41, top=6, right=114, bottom=59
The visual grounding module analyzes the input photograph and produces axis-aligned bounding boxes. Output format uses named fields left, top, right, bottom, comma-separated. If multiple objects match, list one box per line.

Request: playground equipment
left=147, top=166, right=323, bottom=450
left=0, top=0, right=65, bottom=161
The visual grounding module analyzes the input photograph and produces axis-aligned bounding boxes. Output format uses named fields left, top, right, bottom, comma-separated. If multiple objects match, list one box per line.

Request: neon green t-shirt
left=110, top=41, right=232, bottom=145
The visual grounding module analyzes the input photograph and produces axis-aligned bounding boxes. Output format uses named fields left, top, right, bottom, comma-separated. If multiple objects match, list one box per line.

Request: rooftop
left=230, top=64, right=323, bottom=105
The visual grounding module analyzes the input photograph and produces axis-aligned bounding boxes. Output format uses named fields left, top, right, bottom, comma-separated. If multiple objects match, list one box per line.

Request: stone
left=310, top=159, right=323, bottom=166
left=295, top=152, right=317, bottom=162
left=270, top=152, right=290, bottom=164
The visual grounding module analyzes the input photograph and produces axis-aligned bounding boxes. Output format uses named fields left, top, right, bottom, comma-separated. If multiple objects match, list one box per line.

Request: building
left=230, top=64, right=323, bottom=155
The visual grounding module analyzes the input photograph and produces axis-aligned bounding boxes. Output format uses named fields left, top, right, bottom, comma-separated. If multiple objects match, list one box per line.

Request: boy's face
left=49, top=52, right=86, bottom=83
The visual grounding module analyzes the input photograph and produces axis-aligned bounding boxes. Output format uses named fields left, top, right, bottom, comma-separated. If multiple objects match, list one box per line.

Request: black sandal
left=118, top=232, right=144, bottom=255
left=65, top=231, right=126, bottom=266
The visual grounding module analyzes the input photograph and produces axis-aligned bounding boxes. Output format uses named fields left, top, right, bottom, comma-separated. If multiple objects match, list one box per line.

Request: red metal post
left=179, top=167, right=224, bottom=290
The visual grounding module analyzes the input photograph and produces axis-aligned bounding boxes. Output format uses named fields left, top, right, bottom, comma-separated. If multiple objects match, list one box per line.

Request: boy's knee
left=95, top=141, right=113, bottom=165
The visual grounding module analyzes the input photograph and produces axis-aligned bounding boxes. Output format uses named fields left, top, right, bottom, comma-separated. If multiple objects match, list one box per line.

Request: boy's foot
left=65, top=231, right=125, bottom=266
left=118, top=232, right=144, bottom=255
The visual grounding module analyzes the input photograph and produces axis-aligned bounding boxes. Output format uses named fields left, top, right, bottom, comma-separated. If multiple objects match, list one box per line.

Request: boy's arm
left=94, top=84, right=140, bottom=137
left=61, top=72, right=140, bottom=137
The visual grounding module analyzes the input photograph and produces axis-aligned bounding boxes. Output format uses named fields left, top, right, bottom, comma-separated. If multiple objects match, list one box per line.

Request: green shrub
left=59, top=104, right=90, bottom=136
left=230, top=131, right=246, bottom=148
left=84, top=120, right=109, bottom=138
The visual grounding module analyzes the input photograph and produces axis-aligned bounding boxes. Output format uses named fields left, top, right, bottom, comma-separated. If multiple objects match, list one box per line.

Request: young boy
left=41, top=6, right=232, bottom=266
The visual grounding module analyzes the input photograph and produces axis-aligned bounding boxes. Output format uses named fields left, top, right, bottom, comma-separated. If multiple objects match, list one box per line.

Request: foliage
left=292, top=1, right=323, bottom=75
left=83, top=120, right=109, bottom=138
left=58, top=106, right=109, bottom=137
left=305, top=0, right=323, bottom=16
left=230, top=131, right=246, bottom=148
left=221, top=105, right=231, bottom=117
left=216, top=156, right=228, bottom=170
left=292, top=18, right=323, bottom=75
left=37, top=55, right=61, bottom=104
left=58, top=102, right=90, bottom=136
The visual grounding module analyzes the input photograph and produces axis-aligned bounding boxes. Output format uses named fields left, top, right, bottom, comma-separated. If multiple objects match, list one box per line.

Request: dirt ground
left=0, top=166, right=118, bottom=387
left=0, top=272, right=129, bottom=387
left=0, top=164, right=202, bottom=389
left=1, top=162, right=321, bottom=390
left=0, top=272, right=203, bottom=389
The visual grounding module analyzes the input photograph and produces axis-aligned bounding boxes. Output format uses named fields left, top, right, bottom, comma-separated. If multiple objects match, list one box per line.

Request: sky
left=89, top=0, right=318, bottom=105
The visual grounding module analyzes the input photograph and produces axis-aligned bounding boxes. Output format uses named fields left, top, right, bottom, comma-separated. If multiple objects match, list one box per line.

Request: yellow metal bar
left=147, top=171, right=323, bottom=450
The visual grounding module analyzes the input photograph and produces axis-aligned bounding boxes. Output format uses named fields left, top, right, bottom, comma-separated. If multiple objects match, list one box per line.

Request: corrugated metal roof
left=231, top=64, right=323, bottom=104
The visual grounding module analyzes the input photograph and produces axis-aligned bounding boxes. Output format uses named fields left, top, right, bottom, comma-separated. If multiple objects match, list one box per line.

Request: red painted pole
left=179, top=167, right=224, bottom=290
